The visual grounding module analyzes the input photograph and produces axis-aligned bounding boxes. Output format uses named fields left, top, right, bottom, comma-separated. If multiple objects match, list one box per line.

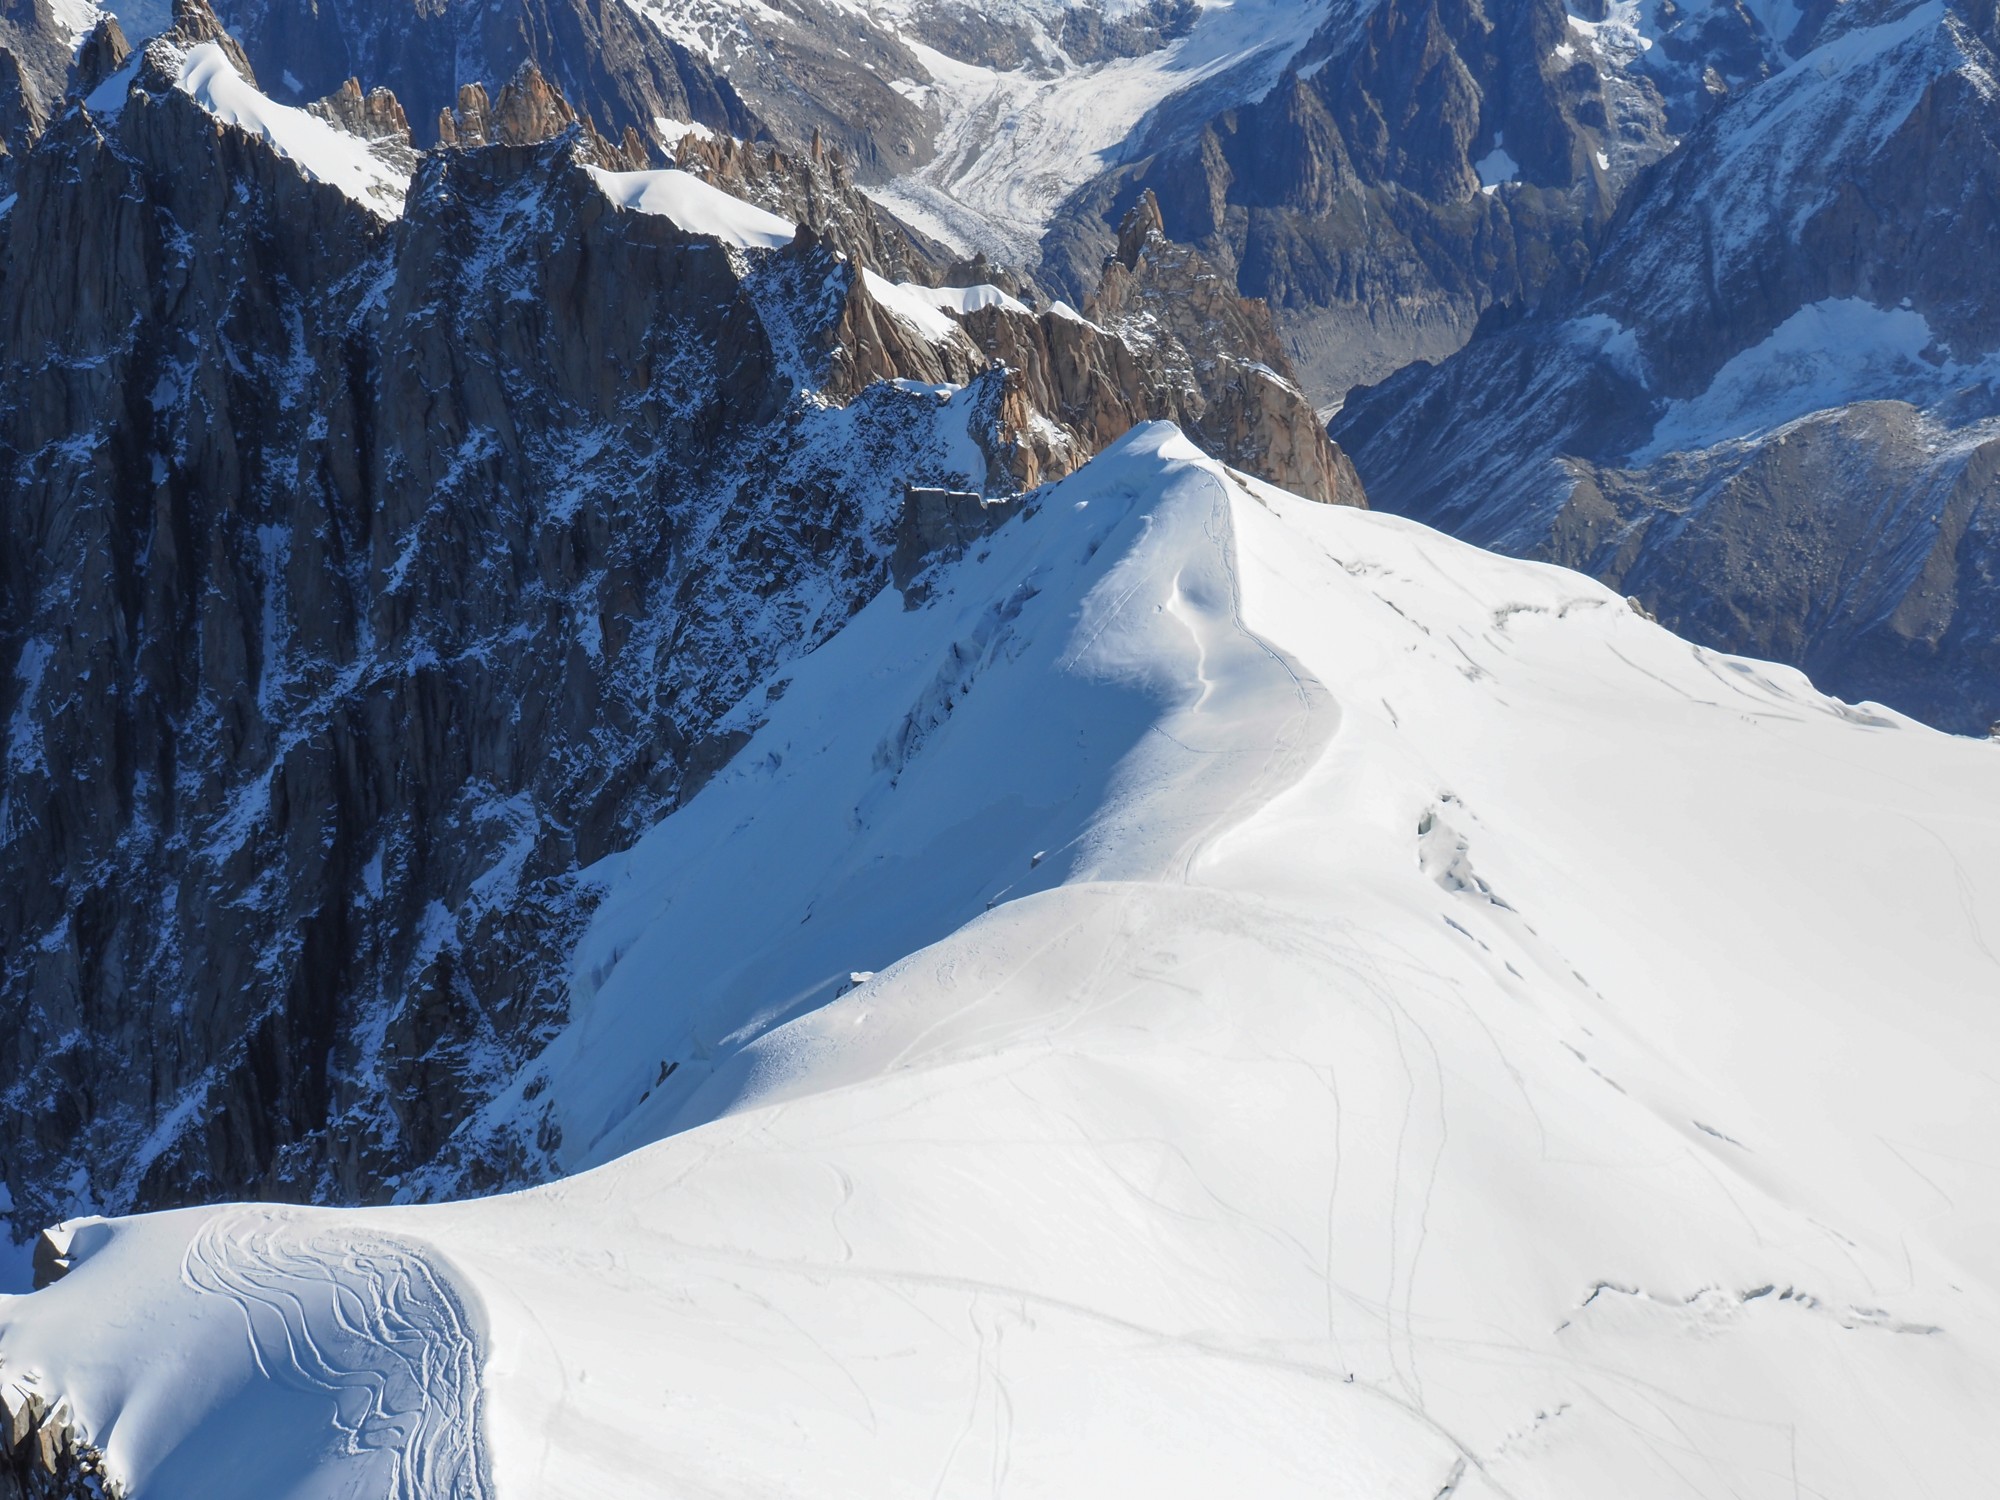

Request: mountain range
left=0, top=0, right=1995, bottom=1494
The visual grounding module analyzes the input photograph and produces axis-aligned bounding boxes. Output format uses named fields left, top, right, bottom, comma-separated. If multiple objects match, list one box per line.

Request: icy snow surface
left=1640, top=297, right=2000, bottom=458
left=4, top=426, right=1998, bottom=1497
left=862, top=270, right=1032, bottom=340
left=584, top=165, right=798, bottom=247
left=173, top=43, right=411, bottom=218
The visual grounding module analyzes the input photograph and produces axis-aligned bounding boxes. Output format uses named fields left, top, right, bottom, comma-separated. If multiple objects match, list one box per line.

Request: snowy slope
left=583, top=165, right=797, bottom=247
left=4, top=426, right=1998, bottom=1498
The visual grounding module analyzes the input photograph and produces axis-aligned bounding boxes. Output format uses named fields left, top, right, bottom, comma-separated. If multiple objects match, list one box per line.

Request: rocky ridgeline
left=669, top=124, right=955, bottom=285
left=0, top=1371, right=113, bottom=1500
left=0, top=0, right=1357, bottom=1233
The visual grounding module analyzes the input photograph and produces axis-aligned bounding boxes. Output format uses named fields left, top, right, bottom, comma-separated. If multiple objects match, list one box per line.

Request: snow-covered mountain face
left=1, top=0, right=1997, bottom=1489
left=5, top=427, right=1997, bottom=1498
left=1335, top=0, right=2000, bottom=734
left=0, top=0, right=1355, bottom=1245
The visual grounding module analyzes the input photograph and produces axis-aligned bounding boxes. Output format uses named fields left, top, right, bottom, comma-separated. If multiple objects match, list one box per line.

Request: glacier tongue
left=3, top=426, right=1998, bottom=1498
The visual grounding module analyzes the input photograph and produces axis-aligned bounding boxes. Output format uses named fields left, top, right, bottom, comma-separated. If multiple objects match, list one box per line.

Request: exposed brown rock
left=0, top=1372, right=118, bottom=1500
left=670, top=126, right=950, bottom=283
left=309, top=77, right=412, bottom=145
left=1078, top=191, right=1363, bottom=505
left=437, top=64, right=648, bottom=169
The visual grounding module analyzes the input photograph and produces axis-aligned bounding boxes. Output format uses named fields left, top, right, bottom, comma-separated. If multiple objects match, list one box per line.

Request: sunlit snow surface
left=6, top=426, right=1999, bottom=1497
left=583, top=165, right=799, bottom=247
left=171, top=42, right=411, bottom=218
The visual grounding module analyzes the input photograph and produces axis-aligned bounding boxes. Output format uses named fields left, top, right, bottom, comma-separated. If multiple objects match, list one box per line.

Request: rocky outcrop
left=0, top=1371, right=115, bottom=1500
left=1081, top=193, right=1362, bottom=505
left=1334, top=0, right=2000, bottom=733
left=669, top=126, right=955, bottom=285
left=309, top=76, right=411, bottom=145
left=820, top=194, right=1368, bottom=508
left=435, top=62, right=648, bottom=170
left=0, top=0, right=72, bottom=148
left=890, top=486, right=1019, bottom=598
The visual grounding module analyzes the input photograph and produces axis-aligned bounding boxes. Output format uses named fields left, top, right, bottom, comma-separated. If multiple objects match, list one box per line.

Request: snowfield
left=5, top=426, right=1998, bottom=1497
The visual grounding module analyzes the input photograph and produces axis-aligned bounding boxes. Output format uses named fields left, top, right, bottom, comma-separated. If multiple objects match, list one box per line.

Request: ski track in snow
left=181, top=1210, right=493, bottom=1500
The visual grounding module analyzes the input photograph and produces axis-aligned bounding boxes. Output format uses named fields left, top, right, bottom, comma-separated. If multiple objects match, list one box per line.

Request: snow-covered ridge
left=859, top=268, right=1034, bottom=339
left=5, top=425, right=1995, bottom=1498
left=174, top=45, right=413, bottom=219
left=582, top=168, right=1033, bottom=341
left=584, top=164, right=798, bottom=247
left=86, top=41, right=414, bottom=219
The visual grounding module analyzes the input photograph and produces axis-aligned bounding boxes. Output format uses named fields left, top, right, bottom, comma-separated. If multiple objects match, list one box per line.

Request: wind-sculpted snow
left=181, top=1212, right=492, bottom=1500
left=3, top=428, right=1996, bottom=1497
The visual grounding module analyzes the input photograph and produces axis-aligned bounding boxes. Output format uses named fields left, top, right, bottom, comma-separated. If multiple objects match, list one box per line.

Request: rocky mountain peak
left=163, top=0, right=257, bottom=83
left=436, top=62, right=647, bottom=169
left=0, top=46, right=41, bottom=152
left=69, top=18, right=130, bottom=103
left=309, top=76, right=411, bottom=145
left=1112, top=188, right=1168, bottom=270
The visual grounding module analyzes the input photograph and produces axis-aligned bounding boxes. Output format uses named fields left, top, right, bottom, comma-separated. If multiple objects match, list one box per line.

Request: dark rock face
left=898, top=0, right=1196, bottom=69
left=208, top=0, right=757, bottom=149
left=0, top=7, right=1358, bottom=1234
left=1335, top=0, right=2000, bottom=733
left=1549, top=406, right=2000, bottom=732
left=1044, top=0, right=1680, bottom=398
left=0, top=0, right=73, bottom=145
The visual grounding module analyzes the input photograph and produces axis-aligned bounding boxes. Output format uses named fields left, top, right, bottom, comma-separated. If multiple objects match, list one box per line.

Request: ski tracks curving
left=183, top=1209, right=494, bottom=1500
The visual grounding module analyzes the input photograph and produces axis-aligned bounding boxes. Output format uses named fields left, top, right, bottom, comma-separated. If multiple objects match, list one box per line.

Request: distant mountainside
left=1334, top=0, right=2000, bottom=734
left=6, top=0, right=1878, bottom=400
